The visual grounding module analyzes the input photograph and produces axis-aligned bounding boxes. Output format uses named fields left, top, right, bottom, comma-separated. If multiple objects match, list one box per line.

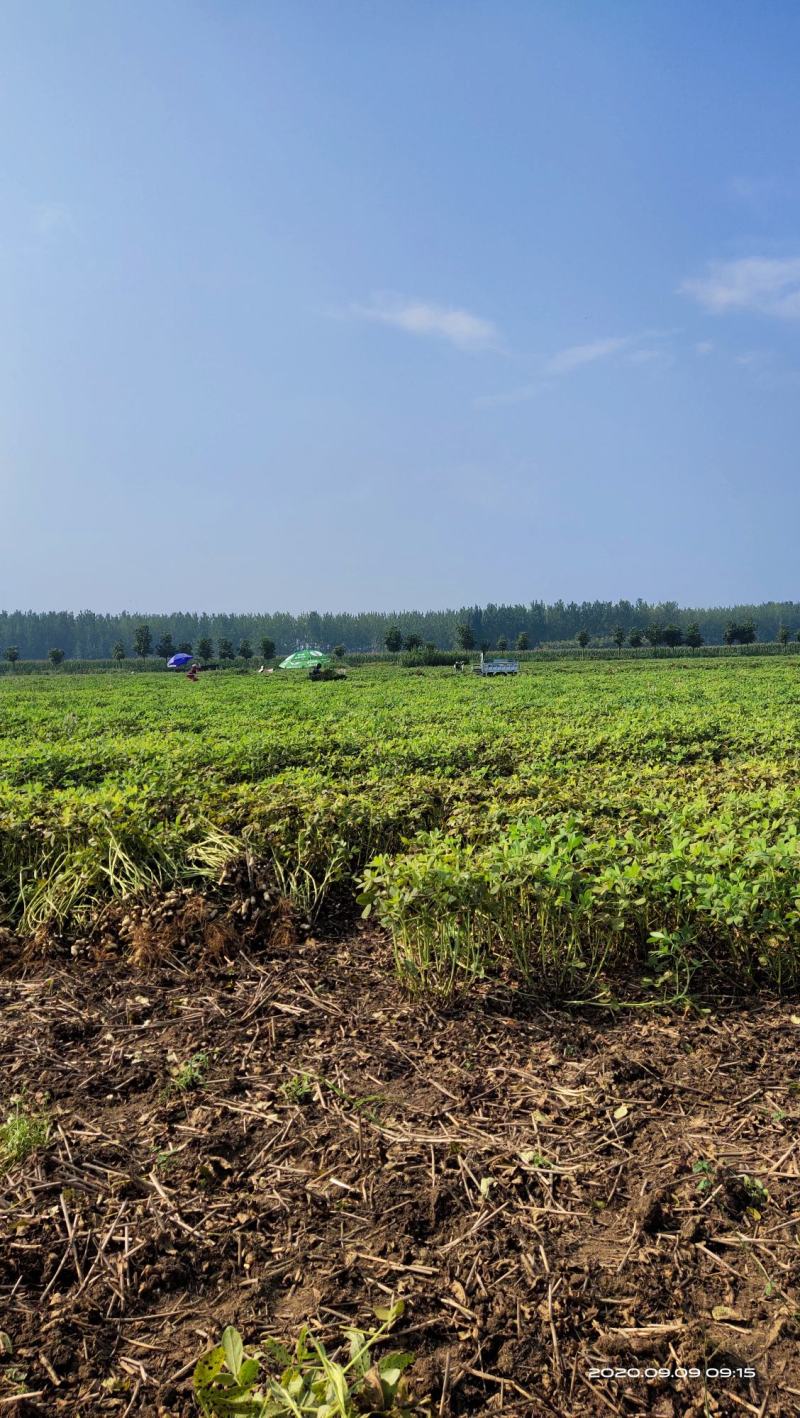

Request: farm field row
left=2, top=659, right=800, bottom=995
left=2, top=936, right=798, bottom=1415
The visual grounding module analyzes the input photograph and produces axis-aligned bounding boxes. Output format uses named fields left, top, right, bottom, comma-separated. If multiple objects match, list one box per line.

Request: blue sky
left=3, top=1, right=800, bottom=612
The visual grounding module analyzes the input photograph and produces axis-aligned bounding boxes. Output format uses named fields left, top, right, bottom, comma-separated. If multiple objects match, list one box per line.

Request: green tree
left=778, top=626, right=790, bottom=649
left=177, top=641, right=193, bottom=654
left=612, top=626, right=625, bottom=654
left=644, top=623, right=664, bottom=648
left=112, top=641, right=126, bottom=661
left=384, top=626, right=403, bottom=653
left=154, top=633, right=175, bottom=660
left=515, top=632, right=529, bottom=651
left=497, top=636, right=508, bottom=651
left=403, top=633, right=422, bottom=651
left=259, top=636, right=275, bottom=661
left=197, top=637, right=213, bottom=662
left=48, top=648, right=65, bottom=665
left=4, top=647, right=19, bottom=665
left=333, top=644, right=345, bottom=658
left=133, top=625, right=152, bottom=659
left=238, top=639, right=253, bottom=660
left=628, top=630, right=643, bottom=648
left=456, top=622, right=475, bottom=651
left=218, top=638, right=235, bottom=661
left=577, top=629, right=590, bottom=650
left=725, top=619, right=757, bottom=646
left=684, top=623, right=703, bottom=648
left=662, top=624, right=683, bottom=647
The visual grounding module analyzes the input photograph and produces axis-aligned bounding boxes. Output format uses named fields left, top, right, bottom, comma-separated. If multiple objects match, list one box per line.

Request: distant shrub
left=400, top=649, right=471, bottom=667
left=0, top=657, right=170, bottom=675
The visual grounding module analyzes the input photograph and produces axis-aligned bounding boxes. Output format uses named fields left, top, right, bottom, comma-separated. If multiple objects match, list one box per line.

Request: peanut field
left=2, top=660, right=800, bottom=1416
left=2, top=657, right=800, bottom=998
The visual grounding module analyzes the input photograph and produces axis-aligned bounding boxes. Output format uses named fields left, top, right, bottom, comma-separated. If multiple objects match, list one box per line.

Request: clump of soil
left=0, top=923, right=798, bottom=1415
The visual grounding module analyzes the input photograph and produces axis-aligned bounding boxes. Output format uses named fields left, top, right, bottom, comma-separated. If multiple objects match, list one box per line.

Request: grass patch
left=163, top=1050, right=210, bottom=1097
left=280, top=1071, right=315, bottom=1104
left=0, top=1101, right=50, bottom=1169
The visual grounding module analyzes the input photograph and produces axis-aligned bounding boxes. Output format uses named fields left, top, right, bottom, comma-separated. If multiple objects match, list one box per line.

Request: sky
left=2, top=1, right=800, bottom=613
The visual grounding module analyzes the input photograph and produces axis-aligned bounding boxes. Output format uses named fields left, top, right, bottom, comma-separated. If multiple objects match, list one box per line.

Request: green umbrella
left=278, top=649, right=331, bottom=669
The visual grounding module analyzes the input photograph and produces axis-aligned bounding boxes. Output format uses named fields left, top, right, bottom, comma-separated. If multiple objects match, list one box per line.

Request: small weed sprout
left=520, top=1150, right=553, bottom=1169
left=0, top=1100, right=50, bottom=1170
left=154, top=1148, right=181, bottom=1173
left=279, top=1073, right=385, bottom=1117
left=741, top=1174, right=769, bottom=1208
left=281, top=1072, right=315, bottom=1105
left=0, top=1364, right=30, bottom=1398
left=692, top=1159, right=714, bottom=1194
left=164, top=1051, right=210, bottom=1097
left=321, top=1078, right=386, bottom=1122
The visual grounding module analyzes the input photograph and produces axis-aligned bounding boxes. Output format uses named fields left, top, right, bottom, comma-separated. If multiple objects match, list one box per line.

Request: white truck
left=475, top=652, right=519, bottom=676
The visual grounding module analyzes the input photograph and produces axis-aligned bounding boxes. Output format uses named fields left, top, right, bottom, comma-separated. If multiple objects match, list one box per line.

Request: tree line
left=0, top=632, right=278, bottom=665
left=1, top=601, right=800, bottom=660
left=378, top=616, right=766, bottom=655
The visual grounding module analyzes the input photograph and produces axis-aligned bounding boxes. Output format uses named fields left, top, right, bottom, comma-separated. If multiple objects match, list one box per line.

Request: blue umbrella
left=167, top=653, right=194, bottom=668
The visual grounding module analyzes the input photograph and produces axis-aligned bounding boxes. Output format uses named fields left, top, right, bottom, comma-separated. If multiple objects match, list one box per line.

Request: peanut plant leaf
left=374, top=1299, right=404, bottom=1324
left=377, top=1350, right=415, bottom=1380
left=201, top=1396, right=263, bottom=1416
left=262, top=1337, right=293, bottom=1368
left=237, top=1358, right=260, bottom=1388
left=377, top=1350, right=417, bottom=1394
left=222, top=1325, right=244, bottom=1379
left=194, top=1344, right=226, bottom=1391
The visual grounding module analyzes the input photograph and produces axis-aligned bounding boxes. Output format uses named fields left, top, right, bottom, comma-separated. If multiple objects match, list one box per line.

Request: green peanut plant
left=193, top=1301, right=429, bottom=1417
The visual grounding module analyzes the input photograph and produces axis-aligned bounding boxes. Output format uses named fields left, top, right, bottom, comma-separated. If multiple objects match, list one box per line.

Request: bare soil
left=1, top=914, right=799, bottom=1416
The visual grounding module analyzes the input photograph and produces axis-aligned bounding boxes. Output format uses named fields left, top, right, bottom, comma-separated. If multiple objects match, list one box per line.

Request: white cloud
left=33, top=202, right=76, bottom=239
left=351, top=294, right=499, bottom=350
left=695, top=340, right=714, bottom=356
left=627, top=348, right=668, bottom=366
left=475, top=381, right=552, bottom=408
left=728, top=176, right=764, bottom=202
left=726, top=175, right=792, bottom=212
left=680, top=257, right=800, bottom=319
left=546, top=335, right=634, bottom=374
left=735, top=349, right=772, bottom=367
left=477, top=329, right=672, bottom=407
left=545, top=330, right=676, bottom=375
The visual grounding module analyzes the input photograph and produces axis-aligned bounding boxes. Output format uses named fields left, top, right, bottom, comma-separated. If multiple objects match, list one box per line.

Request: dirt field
left=1, top=918, right=799, bottom=1416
